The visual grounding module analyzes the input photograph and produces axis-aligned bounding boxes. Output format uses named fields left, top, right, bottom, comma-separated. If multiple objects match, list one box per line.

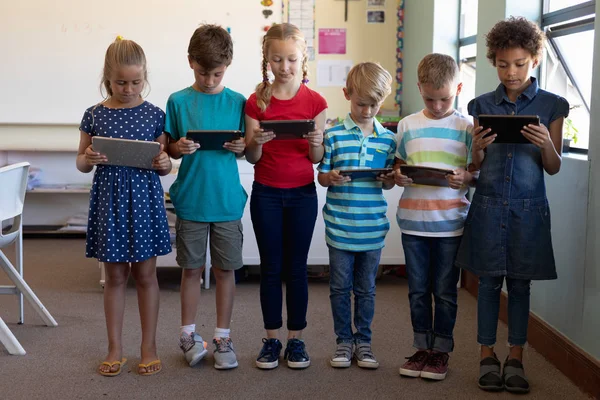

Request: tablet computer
left=338, top=167, right=393, bottom=180
left=478, top=114, right=539, bottom=144
left=400, top=165, right=455, bottom=187
left=259, top=119, right=315, bottom=140
left=91, top=137, right=160, bottom=170
left=186, top=130, right=242, bottom=151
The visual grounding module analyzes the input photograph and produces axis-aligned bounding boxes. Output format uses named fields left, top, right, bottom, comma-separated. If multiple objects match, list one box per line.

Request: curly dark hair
left=188, top=24, right=233, bottom=69
left=485, top=16, right=544, bottom=66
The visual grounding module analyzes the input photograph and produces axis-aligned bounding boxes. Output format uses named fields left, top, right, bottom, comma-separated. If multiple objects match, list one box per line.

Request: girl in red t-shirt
left=245, top=22, right=327, bottom=370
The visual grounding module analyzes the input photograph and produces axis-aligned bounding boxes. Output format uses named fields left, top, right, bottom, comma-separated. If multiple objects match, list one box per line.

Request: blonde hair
left=255, top=23, right=309, bottom=112
left=417, top=53, right=459, bottom=89
left=346, top=62, right=392, bottom=104
left=100, top=37, right=148, bottom=99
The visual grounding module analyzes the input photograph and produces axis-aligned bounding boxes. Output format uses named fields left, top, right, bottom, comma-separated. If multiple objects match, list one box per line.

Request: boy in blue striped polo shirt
left=317, top=62, right=396, bottom=370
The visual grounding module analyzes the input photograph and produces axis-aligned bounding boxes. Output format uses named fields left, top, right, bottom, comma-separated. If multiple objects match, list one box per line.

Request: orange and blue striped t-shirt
left=396, top=110, right=473, bottom=237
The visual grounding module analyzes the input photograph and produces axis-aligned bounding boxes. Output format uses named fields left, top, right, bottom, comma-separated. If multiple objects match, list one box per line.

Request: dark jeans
left=401, top=233, right=461, bottom=353
left=250, top=181, right=318, bottom=331
left=328, top=245, right=381, bottom=344
left=477, top=276, right=531, bottom=347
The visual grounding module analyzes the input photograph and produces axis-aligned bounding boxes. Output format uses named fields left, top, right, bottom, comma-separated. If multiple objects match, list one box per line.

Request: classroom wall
left=309, top=0, right=399, bottom=119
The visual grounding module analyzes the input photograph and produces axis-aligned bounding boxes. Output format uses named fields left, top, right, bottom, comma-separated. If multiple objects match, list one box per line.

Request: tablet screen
left=186, top=130, right=242, bottom=151
left=400, top=165, right=454, bottom=187
left=259, top=119, right=315, bottom=140
left=478, top=115, right=539, bottom=144
left=338, top=168, right=393, bottom=180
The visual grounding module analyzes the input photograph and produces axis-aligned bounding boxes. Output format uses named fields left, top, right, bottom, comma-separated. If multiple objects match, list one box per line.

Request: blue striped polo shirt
left=318, top=114, right=397, bottom=251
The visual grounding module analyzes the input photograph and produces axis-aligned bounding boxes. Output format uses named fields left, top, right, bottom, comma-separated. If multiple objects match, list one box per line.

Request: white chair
left=0, top=162, right=58, bottom=355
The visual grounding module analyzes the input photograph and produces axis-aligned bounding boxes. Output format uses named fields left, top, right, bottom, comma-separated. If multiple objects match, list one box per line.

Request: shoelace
left=215, top=338, right=233, bottom=353
left=285, top=339, right=306, bottom=359
left=258, top=338, right=279, bottom=358
left=426, top=352, right=446, bottom=367
left=180, top=334, right=195, bottom=352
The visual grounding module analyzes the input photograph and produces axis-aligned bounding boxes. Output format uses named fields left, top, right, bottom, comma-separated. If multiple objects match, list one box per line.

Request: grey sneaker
left=354, top=342, right=379, bottom=369
left=330, top=342, right=353, bottom=368
left=213, top=337, right=239, bottom=370
left=179, top=332, right=208, bottom=367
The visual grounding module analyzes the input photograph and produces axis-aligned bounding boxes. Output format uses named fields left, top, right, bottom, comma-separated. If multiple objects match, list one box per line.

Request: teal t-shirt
left=165, top=86, right=247, bottom=222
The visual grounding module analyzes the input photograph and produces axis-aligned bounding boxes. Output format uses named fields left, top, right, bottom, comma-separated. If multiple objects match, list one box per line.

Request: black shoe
left=503, top=358, right=530, bottom=393
left=256, top=338, right=282, bottom=370
left=284, top=338, right=310, bottom=369
left=478, top=354, right=503, bottom=391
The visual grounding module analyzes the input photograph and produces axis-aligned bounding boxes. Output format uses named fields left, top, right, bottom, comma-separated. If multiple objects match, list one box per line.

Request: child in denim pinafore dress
left=455, top=17, right=569, bottom=393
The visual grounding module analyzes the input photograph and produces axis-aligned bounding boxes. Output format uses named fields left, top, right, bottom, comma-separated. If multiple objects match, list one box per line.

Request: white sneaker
left=213, top=337, right=239, bottom=370
left=179, top=332, right=208, bottom=367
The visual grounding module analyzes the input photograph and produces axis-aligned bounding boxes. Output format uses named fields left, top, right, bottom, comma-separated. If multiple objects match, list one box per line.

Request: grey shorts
left=175, top=218, right=243, bottom=271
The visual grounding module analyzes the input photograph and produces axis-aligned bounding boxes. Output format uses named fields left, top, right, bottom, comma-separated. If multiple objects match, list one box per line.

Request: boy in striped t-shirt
left=395, top=53, right=475, bottom=381
left=317, top=62, right=396, bottom=370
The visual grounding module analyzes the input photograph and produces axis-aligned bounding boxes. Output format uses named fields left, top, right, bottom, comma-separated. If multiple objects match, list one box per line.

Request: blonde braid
left=255, top=49, right=272, bottom=112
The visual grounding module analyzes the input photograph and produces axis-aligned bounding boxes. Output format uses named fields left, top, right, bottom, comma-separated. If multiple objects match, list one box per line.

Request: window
left=457, top=0, right=478, bottom=117
left=542, top=0, right=595, bottom=151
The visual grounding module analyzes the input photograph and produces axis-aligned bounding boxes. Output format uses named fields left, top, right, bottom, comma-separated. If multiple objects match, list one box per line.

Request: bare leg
left=212, top=267, right=235, bottom=329
left=508, top=345, right=524, bottom=361
left=131, top=258, right=160, bottom=374
left=180, top=267, right=204, bottom=326
left=100, top=262, right=130, bottom=374
left=481, top=345, right=495, bottom=359
left=287, top=330, right=303, bottom=340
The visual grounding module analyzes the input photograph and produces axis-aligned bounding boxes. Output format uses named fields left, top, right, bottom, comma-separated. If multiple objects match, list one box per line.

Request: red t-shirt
left=245, top=84, right=328, bottom=188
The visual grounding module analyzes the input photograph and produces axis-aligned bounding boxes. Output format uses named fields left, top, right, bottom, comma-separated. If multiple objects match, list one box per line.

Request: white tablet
left=91, top=137, right=160, bottom=170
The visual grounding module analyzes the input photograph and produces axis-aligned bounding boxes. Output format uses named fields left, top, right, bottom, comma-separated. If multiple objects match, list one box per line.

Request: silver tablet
left=91, top=137, right=160, bottom=170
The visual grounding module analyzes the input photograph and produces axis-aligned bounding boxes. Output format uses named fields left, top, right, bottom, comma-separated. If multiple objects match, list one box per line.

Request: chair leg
left=16, top=229, right=24, bottom=324
left=0, top=251, right=58, bottom=327
left=0, top=317, right=26, bottom=355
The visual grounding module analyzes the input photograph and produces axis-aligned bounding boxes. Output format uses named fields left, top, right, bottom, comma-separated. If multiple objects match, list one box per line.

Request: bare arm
left=522, top=118, right=564, bottom=175
left=76, top=131, right=105, bottom=173
left=152, top=133, right=172, bottom=176
left=307, top=109, right=327, bottom=164
left=244, top=115, right=275, bottom=164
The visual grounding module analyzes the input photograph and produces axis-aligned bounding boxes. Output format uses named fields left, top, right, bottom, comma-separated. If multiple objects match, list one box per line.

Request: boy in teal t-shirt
left=165, top=24, right=246, bottom=370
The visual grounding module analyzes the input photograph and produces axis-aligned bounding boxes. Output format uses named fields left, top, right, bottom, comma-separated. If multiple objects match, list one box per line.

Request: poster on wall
left=367, top=10, right=385, bottom=23
left=367, top=0, right=386, bottom=7
left=318, top=28, right=346, bottom=54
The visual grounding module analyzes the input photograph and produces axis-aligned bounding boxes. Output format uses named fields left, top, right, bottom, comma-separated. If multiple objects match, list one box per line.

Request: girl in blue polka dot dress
left=76, top=37, right=172, bottom=377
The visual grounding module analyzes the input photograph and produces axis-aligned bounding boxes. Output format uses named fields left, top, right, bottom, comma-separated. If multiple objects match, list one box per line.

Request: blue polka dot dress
left=79, top=101, right=172, bottom=263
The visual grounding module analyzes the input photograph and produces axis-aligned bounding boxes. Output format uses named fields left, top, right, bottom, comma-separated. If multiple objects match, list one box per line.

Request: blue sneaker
left=256, top=338, right=282, bottom=370
left=284, top=338, right=310, bottom=369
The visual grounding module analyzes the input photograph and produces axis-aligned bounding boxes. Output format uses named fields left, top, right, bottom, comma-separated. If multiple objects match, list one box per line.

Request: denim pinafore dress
left=455, top=78, right=569, bottom=280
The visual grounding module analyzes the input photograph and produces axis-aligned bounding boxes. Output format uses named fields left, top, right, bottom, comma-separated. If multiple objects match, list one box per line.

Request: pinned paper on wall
left=316, top=60, right=353, bottom=87
left=367, top=10, right=385, bottom=23
left=367, top=0, right=386, bottom=6
left=318, top=28, right=346, bottom=54
left=288, top=0, right=315, bottom=58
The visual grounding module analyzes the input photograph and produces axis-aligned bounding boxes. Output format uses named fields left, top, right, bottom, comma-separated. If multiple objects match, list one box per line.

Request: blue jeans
left=250, top=182, right=318, bottom=331
left=477, top=276, right=531, bottom=347
left=328, top=246, right=381, bottom=344
left=401, top=233, right=461, bottom=353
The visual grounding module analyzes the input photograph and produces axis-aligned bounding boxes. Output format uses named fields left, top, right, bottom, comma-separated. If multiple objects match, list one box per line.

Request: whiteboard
left=0, top=0, right=282, bottom=124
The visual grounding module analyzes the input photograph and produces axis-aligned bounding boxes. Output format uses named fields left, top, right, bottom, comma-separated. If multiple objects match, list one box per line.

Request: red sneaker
left=420, top=352, right=449, bottom=380
left=399, top=350, right=430, bottom=377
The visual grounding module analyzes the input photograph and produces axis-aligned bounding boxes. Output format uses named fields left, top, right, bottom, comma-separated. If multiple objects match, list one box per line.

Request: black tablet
left=478, top=114, right=539, bottom=144
left=400, top=165, right=455, bottom=187
left=338, top=167, right=393, bottom=180
left=186, top=130, right=242, bottom=151
left=259, top=119, right=315, bottom=140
